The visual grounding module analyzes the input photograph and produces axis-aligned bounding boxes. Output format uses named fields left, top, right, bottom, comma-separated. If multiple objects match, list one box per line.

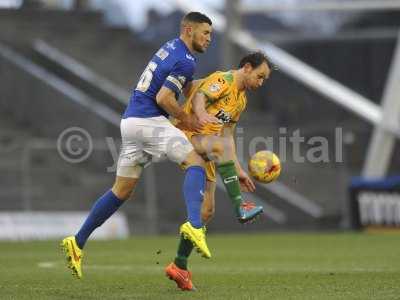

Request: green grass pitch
left=0, top=232, right=399, bottom=299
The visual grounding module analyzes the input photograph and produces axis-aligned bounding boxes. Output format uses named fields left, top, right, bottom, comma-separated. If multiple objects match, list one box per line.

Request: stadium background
left=0, top=0, right=400, bottom=236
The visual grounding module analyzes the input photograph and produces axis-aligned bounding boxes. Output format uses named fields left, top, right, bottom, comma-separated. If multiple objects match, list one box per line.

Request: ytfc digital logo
left=57, top=127, right=93, bottom=164
left=56, top=126, right=346, bottom=171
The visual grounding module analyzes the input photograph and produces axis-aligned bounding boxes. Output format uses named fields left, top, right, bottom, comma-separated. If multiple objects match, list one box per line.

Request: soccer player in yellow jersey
left=166, top=52, right=274, bottom=291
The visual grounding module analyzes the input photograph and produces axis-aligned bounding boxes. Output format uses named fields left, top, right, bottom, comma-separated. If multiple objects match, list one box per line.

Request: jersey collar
left=178, top=38, right=196, bottom=58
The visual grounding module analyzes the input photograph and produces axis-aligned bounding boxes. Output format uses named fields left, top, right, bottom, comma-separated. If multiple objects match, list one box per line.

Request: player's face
left=191, top=23, right=212, bottom=53
left=244, top=62, right=270, bottom=90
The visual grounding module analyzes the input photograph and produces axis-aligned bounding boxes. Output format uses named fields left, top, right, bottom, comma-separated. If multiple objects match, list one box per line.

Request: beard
left=192, top=32, right=206, bottom=53
left=192, top=40, right=205, bottom=53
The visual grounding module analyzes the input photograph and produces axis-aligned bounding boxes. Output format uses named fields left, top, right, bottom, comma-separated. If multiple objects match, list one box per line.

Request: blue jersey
left=123, top=38, right=196, bottom=118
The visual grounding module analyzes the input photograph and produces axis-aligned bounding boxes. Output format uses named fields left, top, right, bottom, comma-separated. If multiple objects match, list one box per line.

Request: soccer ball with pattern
left=248, top=151, right=281, bottom=183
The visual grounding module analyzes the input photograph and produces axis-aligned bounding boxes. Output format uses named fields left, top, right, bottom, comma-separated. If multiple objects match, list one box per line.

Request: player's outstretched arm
left=156, top=86, right=202, bottom=131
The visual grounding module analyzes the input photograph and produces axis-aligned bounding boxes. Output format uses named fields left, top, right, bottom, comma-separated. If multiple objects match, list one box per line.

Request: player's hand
left=238, top=169, right=256, bottom=193
left=180, top=114, right=203, bottom=132
left=197, top=112, right=220, bottom=126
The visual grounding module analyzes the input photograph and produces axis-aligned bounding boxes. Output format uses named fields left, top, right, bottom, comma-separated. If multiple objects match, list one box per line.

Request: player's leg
left=176, top=149, right=213, bottom=258
left=179, top=150, right=206, bottom=229
left=174, top=178, right=215, bottom=267
left=71, top=118, right=147, bottom=250
left=191, top=134, right=263, bottom=223
left=202, top=179, right=216, bottom=225
left=149, top=117, right=210, bottom=258
left=61, top=117, right=147, bottom=279
left=61, top=173, right=141, bottom=279
left=74, top=174, right=140, bottom=250
left=166, top=178, right=215, bottom=291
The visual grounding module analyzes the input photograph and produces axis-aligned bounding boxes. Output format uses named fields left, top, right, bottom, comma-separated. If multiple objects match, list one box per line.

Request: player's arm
left=157, top=60, right=202, bottom=131
left=156, top=87, right=201, bottom=131
left=222, top=123, right=256, bottom=192
left=192, top=73, right=230, bottom=126
left=192, top=92, right=220, bottom=126
left=182, top=79, right=201, bottom=98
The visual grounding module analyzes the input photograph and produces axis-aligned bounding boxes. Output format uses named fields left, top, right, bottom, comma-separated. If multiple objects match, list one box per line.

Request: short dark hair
left=238, top=51, right=277, bottom=71
left=181, top=12, right=212, bottom=26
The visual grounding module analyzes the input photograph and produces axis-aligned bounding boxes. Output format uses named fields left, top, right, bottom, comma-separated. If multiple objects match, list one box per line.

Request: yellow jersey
left=179, top=70, right=247, bottom=136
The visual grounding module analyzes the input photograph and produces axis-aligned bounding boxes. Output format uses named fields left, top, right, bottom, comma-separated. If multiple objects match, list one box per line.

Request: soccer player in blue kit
left=61, top=12, right=214, bottom=279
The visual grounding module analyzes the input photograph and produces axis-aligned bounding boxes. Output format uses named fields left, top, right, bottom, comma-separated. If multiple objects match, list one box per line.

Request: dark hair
left=238, top=51, right=277, bottom=71
left=181, top=12, right=212, bottom=26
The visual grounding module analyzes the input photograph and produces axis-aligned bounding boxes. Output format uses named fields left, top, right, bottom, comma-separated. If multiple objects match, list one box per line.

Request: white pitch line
left=37, top=261, right=56, bottom=268
left=37, top=262, right=397, bottom=274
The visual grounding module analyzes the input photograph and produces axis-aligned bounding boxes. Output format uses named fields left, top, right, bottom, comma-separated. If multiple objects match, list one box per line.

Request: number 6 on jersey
left=136, top=61, right=158, bottom=92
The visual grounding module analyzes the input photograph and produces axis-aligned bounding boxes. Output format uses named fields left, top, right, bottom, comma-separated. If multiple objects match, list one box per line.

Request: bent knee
left=112, top=177, right=138, bottom=200
left=112, top=185, right=133, bottom=200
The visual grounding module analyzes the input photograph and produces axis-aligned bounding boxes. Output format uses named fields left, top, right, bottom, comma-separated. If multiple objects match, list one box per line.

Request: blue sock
left=75, top=190, right=124, bottom=249
left=183, top=166, right=206, bottom=229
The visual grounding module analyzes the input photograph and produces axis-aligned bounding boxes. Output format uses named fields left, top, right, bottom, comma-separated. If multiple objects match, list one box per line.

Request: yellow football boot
left=60, top=236, right=83, bottom=279
left=180, top=222, right=211, bottom=259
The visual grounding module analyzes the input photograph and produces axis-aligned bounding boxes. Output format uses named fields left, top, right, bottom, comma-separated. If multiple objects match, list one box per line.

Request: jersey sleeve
left=198, top=72, right=231, bottom=103
left=163, top=60, right=194, bottom=95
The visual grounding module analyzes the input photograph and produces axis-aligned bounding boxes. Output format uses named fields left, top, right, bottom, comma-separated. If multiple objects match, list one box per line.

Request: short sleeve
left=163, top=60, right=194, bottom=95
left=198, top=72, right=231, bottom=102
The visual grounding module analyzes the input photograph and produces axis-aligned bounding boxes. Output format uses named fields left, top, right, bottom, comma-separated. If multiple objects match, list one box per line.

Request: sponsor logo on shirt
left=156, top=48, right=169, bottom=60
left=215, top=109, right=232, bottom=123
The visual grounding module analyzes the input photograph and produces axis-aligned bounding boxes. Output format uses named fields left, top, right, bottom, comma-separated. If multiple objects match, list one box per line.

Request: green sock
left=174, top=234, right=194, bottom=270
left=216, top=160, right=242, bottom=214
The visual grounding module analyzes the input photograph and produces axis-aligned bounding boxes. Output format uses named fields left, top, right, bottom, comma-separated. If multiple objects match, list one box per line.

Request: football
left=248, top=150, right=281, bottom=183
